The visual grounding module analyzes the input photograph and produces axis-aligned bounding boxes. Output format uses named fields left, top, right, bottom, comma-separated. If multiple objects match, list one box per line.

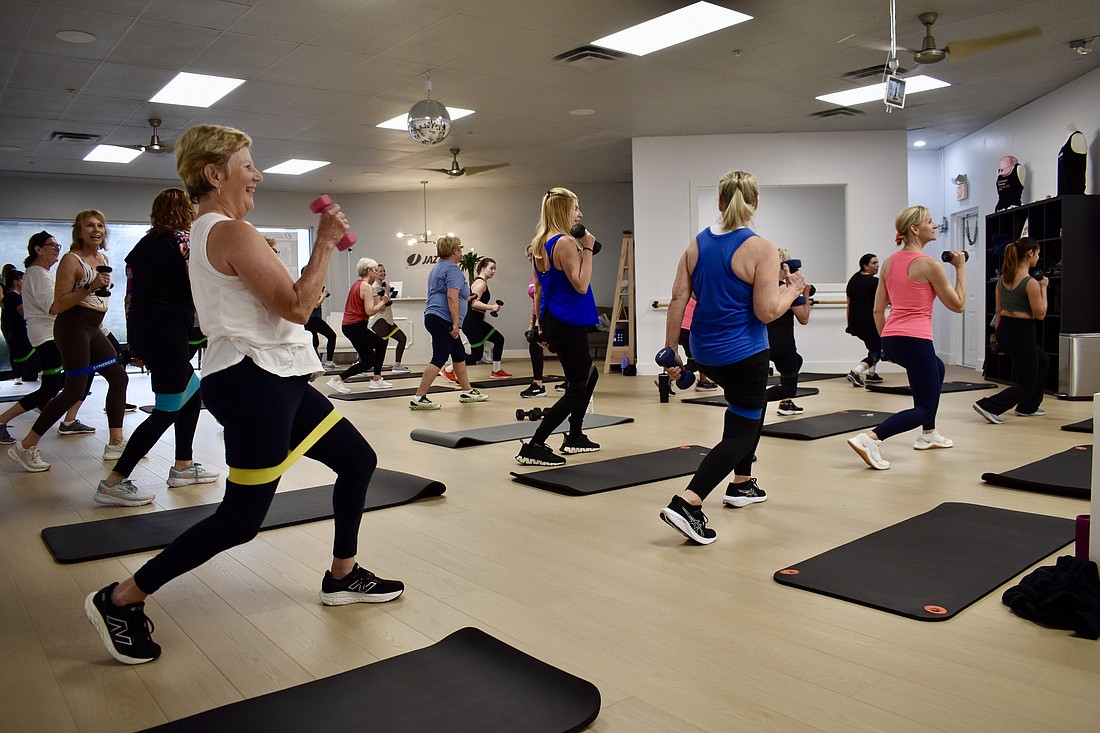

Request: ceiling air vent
left=842, top=64, right=909, bottom=80
left=50, top=131, right=101, bottom=143
left=810, top=107, right=865, bottom=118
left=553, top=45, right=629, bottom=65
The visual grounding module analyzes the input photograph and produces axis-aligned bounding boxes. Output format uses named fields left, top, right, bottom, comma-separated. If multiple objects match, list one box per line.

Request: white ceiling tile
left=254, top=44, right=372, bottom=88
left=106, top=18, right=221, bottom=68
left=187, top=32, right=299, bottom=79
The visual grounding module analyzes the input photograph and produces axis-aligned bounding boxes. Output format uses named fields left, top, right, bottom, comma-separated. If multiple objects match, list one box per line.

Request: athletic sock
left=493, top=361, right=502, bottom=371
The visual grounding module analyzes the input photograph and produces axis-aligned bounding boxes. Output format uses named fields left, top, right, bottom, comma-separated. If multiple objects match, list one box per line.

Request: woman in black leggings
left=95, top=187, right=220, bottom=507
left=85, top=123, right=403, bottom=666
left=462, top=257, right=509, bottom=376
left=327, top=257, right=392, bottom=392
left=304, top=282, right=338, bottom=369
left=515, top=187, right=600, bottom=467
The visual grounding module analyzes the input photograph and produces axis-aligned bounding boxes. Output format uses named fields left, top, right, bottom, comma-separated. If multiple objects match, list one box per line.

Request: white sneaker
left=913, top=431, right=954, bottom=450
left=847, top=432, right=889, bottom=470
left=1014, top=407, right=1045, bottom=417
left=8, top=442, right=51, bottom=472
left=103, top=440, right=127, bottom=461
left=369, top=379, right=394, bottom=390
left=167, top=463, right=220, bottom=487
left=327, top=377, right=351, bottom=394
left=95, top=479, right=155, bottom=507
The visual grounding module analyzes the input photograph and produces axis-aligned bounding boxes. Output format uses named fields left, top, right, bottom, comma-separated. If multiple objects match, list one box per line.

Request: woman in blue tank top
left=515, top=188, right=601, bottom=466
left=659, top=171, right=805, bottom=545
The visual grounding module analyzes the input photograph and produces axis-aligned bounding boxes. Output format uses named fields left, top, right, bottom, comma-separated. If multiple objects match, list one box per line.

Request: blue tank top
left=537, top=234, right=598, bottom=326
left=689, top=227, right=768, bottom=365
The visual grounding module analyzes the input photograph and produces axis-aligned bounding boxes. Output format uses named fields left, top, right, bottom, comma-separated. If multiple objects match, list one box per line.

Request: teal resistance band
left=153, top=372, right=201, bottom=413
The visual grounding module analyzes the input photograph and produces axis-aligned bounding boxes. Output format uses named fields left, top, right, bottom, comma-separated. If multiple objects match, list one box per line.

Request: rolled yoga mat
left=864, top=380, right=995, bottom=395
left=510, top=444, right=709, bottom=496
left=142, top=627, right=601, bottom=733
left=682, top=386, right=819, bottom=406
left=774, top=502, right=1075, bottom=621
left=760, top=409, right=893, bottom=440
left=1060, top=418, right=1093, bottom=434
left=41, top=469, right=445, bottom=563
left=411, top=414, right=634, bottom=449
left=980, top=444, right=1092, bottom=500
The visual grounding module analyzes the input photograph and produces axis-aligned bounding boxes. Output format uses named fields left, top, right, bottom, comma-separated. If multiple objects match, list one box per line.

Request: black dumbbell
left=516, top=407, right=545, bottom=421
left=569, top=223, right=602, bottom=255
left=941, top=250, right=970, bottom=262
left=489, top=299, right=504, bottom=317
left=95, top=265, right=113, bottom=297
left=655, top=347, right=695, bottom=390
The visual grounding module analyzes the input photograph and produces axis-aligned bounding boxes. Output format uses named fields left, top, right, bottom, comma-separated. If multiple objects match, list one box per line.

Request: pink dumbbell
left=309, top=195, right=357, bottom=251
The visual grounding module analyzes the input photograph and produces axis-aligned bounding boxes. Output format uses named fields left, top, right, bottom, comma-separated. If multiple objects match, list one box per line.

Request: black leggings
left=531, top=311, right=597, bottom=444
left=134, top=359, right=374, bottom=595
left=764, top=349, right=803, bottom=401
left=13, top=340, right=63, bottom=412
left=32, top=307, right=127, bottom=435
left=339, top=320, right=385, bottom=379
left=977, top=317, right=1047, bottom=416
left=305, top=316, right=337, bottom=361
left=463, top=318, right=504, bottom=364
left=372, top=319, right=407, bottom=363
left=529, top=339, right=544, bottom=381
left=424, top=313, right=467, bottom=368
left=684, top=350, right=769, bottom=501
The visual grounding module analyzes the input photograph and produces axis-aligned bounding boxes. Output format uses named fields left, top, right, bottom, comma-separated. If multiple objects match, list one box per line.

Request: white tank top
left=367, top=281, right=393, bottom=327
left=189, top=212, right=319, bottom=377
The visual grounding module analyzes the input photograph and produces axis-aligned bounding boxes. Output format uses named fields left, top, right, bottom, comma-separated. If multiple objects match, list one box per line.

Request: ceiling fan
left=425, top=148, right=508, bottom=177
left=123, top=118, right=174, bottom=154
left=909, top=11, right=1040, bottom=64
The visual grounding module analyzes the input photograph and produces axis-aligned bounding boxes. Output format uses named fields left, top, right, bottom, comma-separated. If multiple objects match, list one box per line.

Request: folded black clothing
left=1002, top=555, right=1100, bottom=640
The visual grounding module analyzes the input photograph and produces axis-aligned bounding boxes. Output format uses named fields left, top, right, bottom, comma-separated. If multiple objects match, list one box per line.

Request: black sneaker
left=554, top=383, right=567, bottom=392
left=846, top=370, right=864, bottom=388
left=863, top=373, right=884, bottom=384
left=515, top=440, right=566, bottom=466
left=319, top=564, right=404, bottom=606
left=561, top=433, right=600, bottom=454
left=722, top=477, right=768, bottom=508
left=659, top=495, right=717, bottom=544
left=520, top=383, right=546, bottom=398
left=776, top=399, right=803, bottom=416
left=84, top=583, right=161, bottom=665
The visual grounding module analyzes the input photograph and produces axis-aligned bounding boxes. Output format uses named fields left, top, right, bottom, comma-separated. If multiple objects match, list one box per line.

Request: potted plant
left=459, top=250, right=480, bottom=283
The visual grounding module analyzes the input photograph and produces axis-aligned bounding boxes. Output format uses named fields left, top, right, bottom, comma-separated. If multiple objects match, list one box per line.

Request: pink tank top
left=881, top=251, right=935, bottom=340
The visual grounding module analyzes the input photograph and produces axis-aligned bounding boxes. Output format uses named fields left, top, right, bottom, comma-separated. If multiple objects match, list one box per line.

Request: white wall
left=632, top=131, right=908, bottom=375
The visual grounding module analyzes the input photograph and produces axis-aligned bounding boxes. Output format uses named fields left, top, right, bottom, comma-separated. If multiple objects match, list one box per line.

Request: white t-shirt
left=189, top=212, right=320, bottom=378
left=22, top=264, right=56, bottom=347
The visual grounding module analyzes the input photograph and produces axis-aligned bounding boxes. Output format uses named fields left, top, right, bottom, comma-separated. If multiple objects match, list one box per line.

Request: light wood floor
left=0, top=362, right=1096, bottom=732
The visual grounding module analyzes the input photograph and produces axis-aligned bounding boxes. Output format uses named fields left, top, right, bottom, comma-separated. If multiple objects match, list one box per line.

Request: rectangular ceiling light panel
left=816, top=75, right=950, bottom=107
left=376, top=107, right=475, bottom=130
left=84, top=145, right=142, bottom=163
left=150, top=72, right=246, bottom=108
left=263, top=159, right=330, bottom=175
left=592, top=2, right=752, bottom=56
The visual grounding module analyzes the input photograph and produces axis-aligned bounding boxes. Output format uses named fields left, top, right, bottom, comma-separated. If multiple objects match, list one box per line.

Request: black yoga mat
left=41, top=469, right=445, bottom=563
left=411, top=414, right=634, bottom=448
left=980, top=445, right=1092, bottom=500
left=761, top=409, right=892, bottom=440
left=865, top=380, right=995, bottom=395
left=0, top=389, right=34, bottom=403
left=510, top=444, right=708, bottom=495
left=471, top=375, right=563, bottom=389
left=682, top=386, right=819, bottom=407
left=330, top=384, right=454, bottom=401
left=1061, top=418, right=1093, bottom=434
left=774, top=502, right=1075, bottom=621
left=767, top=372, right=844, bottom=385
left=143, top=627, right=601, bottom=733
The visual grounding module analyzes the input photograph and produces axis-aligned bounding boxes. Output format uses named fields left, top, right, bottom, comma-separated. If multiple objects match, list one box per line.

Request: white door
left=955, top=209, right=981, bottom=368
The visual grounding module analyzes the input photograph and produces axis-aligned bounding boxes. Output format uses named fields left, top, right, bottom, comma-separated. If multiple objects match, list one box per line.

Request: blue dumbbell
left=782, top=259, right=806, bottom=306
left=655, top=347, right=696, bottom=390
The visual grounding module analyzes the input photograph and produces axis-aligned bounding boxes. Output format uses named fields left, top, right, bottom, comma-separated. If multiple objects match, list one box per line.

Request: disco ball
left=407, top=98, right=451, bottom=145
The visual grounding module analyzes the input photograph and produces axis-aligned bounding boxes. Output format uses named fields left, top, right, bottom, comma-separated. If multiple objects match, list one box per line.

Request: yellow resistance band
left=228, top=409, right=342, bottom=486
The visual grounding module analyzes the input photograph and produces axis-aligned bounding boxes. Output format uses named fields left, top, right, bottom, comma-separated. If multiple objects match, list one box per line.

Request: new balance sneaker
left=390, top=364, right=410, bottom=373
left=776, top=399, right=804, bottom=416
left=847, top=432, right=890, bottom=470
left=515, top=440, right=565, bottom=466
left=846, top=370, right=865, bottom=387
left=327, top=377, right=351, bottom=394
left=85, top=583, right=161, bottom=664
left=103, top=440, right=128, bottom=461
left=167, top=463, right=220, bottom=487
left=0, top=424, right=14, bottom=445
left=409, top=396, right=441, bottom=411
left=913, top=431, right=954, bottom=450
left=319, top=564, right=404, bottom=606
left=863, top=372, right=884, bottom=384
left=520, top=383, right=546, bottom=398
left=561, top=433, right=600, bottom=454
left=972, top=402, right=1004, bottom=424
left=490, top=369, right=513, bottom=379
left=694, top=379, right=719, bottom=392
left=1015, top=407, right=1046, bottom=417
left=660, top=495, right=717, bottom=545
left=7, top=442, right=50, bottom=472
left=722, top=477, right=768, bottom=508
left=95, top=479, right=155, bottom=507
left=459, top=389, right=489, bottom=403
left=368, top=379, right=394, bottom=390
left=440, top=365, right=458, bottom=383
left=58, top=419, right=96, bottom=435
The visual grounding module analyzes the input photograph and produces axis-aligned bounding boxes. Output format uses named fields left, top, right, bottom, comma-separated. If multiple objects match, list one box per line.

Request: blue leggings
left=874, top=335, right=944, bottom=441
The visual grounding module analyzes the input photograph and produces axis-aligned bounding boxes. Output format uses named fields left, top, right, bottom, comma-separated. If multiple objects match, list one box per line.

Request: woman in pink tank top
left=846, top=205, right=968, bottom=470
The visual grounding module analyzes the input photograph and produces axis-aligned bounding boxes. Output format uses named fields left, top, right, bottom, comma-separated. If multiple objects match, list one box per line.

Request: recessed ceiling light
left=592, top=2, right=752, bottom=56
left=84, top=145, right=142, bottom=163
left=912, top=140, right=927, bottom=147
left=263, top=159, right=330, bottom=175
left=376, top=108, right=475, bottom=130
left=149, top=72, right=245, bottom=108
left=816, top=75, right=950, bottom=107
left=569, top=108, right=596, bottom=116
left=0, top=145, right=21, bottom=152
left=55, top=30, right=96, bottom=44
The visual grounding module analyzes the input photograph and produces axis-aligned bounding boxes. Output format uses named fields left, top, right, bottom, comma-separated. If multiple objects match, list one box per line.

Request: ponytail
left=1000, top=236, right=1038, bottom=282
left=717, top=170, right=758, bottom=231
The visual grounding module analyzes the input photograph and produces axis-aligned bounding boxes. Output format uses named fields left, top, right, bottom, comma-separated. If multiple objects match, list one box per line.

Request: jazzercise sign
left=407, top=253, right=443, bottom=267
